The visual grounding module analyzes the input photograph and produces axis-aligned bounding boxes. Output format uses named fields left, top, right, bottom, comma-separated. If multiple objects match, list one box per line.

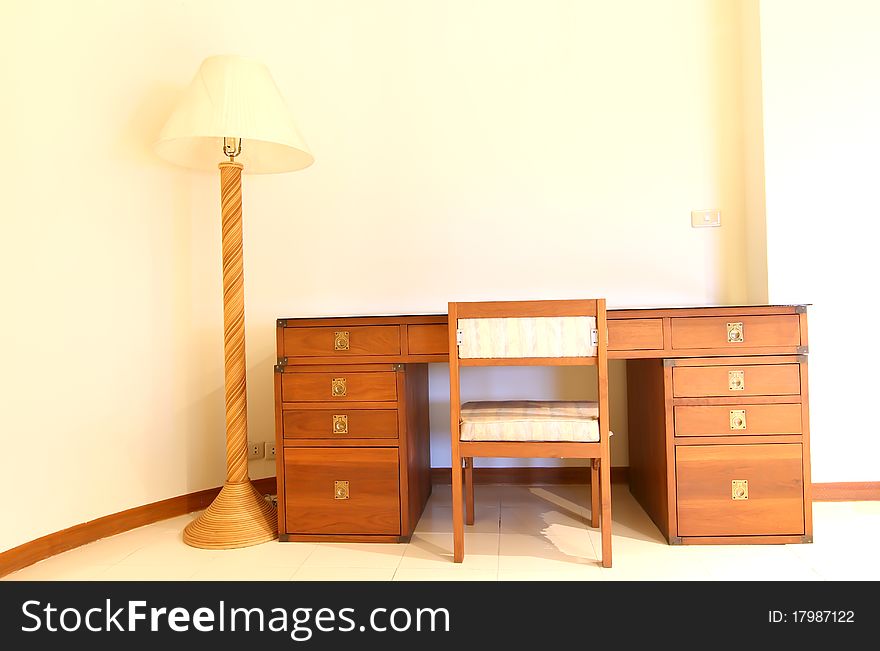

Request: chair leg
left=590, top=459, right=599, bottom=528
left=600, top=456, right=612, bottom=568
left=464, top=457, right=475, bottom=526
left=451, top=451, right=465, bottom=563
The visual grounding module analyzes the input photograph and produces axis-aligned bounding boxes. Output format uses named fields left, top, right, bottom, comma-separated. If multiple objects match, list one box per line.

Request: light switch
left=691, top=209, right=721, bottom=227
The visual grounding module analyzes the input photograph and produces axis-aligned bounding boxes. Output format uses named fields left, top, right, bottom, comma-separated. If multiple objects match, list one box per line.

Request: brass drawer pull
left=730, top=409, right=747, bottom=430
left=728, top=370, right=745, bottom=391
left=334, top=480, right=350, bottom=500
left=731, top=479, right=748, bottom=500
left=334, top=331, right=350, bottom=351
left=332, top=414, right=348, bottom=434
left=727, top=322, right=744, bottom=343
left=331, top=377, right=347, bottom=397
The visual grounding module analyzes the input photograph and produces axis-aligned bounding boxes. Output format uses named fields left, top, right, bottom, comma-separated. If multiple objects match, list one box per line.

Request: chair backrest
left=450, top=299, right=606, bottom=365
left=457, top=314, right=597, bottom=359
left=448, top=298, right=609, bottom=437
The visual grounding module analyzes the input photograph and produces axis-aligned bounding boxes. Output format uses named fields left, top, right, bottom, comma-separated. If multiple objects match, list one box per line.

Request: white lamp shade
left=156, top=55, right=314, bottom=174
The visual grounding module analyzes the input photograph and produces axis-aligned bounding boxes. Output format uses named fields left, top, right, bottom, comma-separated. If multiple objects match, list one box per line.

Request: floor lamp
left=156, top=55, right=314, bottom=548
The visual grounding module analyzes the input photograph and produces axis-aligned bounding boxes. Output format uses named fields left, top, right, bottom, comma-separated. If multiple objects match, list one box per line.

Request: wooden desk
left=274, top=304, right=811, bottom=545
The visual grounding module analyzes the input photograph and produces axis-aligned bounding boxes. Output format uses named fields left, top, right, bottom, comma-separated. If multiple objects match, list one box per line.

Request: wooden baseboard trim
left=0, top=477, right=277, bottom=579
left=812, top=481, right=880, bottom=502
left=430, top=466, right=629, bottom=485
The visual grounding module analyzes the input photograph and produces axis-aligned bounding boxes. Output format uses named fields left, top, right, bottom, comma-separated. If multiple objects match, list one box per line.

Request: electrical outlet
left=265, top=442, right=276, bottom=460
left=691, top=209, right=721, bottom=227
left=247, top=441, right=264, bottom=460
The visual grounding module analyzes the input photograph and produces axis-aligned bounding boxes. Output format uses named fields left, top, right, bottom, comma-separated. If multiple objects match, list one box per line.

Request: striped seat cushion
left=459, top=400, right=602, bottom=442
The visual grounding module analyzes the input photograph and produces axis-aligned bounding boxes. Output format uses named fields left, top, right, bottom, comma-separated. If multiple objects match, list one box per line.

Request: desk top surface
left=277, top=304, right=808, bottom=322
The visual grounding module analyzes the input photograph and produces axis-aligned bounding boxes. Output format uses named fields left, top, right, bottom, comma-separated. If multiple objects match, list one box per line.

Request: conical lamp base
left=183, top=481, right=278, bottom=549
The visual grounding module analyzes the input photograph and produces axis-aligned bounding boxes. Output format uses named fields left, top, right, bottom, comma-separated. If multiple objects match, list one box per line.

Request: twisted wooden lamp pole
left=183, top=155, right=277, bottom=549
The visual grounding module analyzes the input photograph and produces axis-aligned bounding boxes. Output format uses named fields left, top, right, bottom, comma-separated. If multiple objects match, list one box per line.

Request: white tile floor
left=4, top=484, right=878, bottom=581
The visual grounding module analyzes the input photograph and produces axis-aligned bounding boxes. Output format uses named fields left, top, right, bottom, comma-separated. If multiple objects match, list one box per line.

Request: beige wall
left=2, top=0, right=752, bottom=552
left=760, top=0, right=880, bottom=482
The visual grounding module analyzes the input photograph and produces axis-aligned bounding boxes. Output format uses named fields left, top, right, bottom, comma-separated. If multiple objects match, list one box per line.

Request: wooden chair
left=448, top=299, right=612, bottom=567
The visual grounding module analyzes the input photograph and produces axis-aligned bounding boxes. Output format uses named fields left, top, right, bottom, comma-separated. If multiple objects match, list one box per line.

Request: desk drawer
left=284, top=447, right=400, bottom=535
left=671, top=315, right=800, bottom=350
left=281, top=371, right=398, bottom=402
left=674, top=403, right=802, bottom=437
left=407, top=324, right=448, bottom=355
left=283, top=325, right=401, bottom=358
left=608, top=318, right=664, bottom=351
left=283, top=409, right=399, bottom=439
left=676, top=443, right=804, bottom=537
left=672, top=364, right=800, bottom=398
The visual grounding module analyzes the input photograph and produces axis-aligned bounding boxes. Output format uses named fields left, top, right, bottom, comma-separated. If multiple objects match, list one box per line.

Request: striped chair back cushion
left=457, top=316, right=597, bottom=359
